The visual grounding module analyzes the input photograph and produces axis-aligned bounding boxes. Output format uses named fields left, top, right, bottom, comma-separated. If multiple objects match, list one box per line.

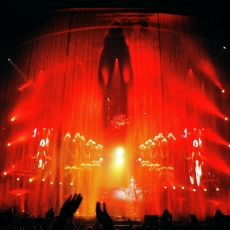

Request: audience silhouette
left=213, top=209, right=224, bottom=230
left=51, top=193, right=82, bottom=230
left=2, top=195, right=230, bottom=230
left=160, top=209, right=173, bottom=230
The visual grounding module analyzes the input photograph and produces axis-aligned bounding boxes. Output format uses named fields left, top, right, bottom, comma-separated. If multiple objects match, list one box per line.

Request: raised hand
left=52, top=193, right=83, bottom=230
left=96, top=202, right=114, bottom=230
left=59, top=194, right=83, bottom=219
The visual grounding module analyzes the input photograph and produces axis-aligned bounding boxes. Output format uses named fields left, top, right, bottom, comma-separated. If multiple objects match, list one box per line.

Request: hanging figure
left=98, top=22, right=133, bottom=129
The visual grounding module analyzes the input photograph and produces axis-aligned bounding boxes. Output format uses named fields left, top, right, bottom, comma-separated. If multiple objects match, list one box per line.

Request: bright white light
left=117, top=156, right=123, bottom=165
left=116, top=147, right=124, bottom=165
left=117, top=147, right=124, bottom=155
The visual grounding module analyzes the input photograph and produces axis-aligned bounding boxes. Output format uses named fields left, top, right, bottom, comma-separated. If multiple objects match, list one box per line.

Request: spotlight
left=225, top=117, right=228, bottom=121
left=8, top=58, right=10, bottom=61
left=216, top=188, right=220, bottom=191
left=17, top=178, right=20, bottom=181
left=193, top=189, right=196, bottom=192
left=173, top=186, right=176, bottom=189
left=3, top=172, right=7, bottom=175
left=221, top=89, right=225, bottom=93
left=223, top=46, right=226, bottom=50
left=204, top=188, right=207, bottom=191
left=29, top=178, right=33, bottom=182
left=116, top=147, right=124, bottom=165
left=11, top=116, right=16, bottom=121
left=182, top=186, right=185, bottom=190
left=7, top=143, right=11, bottom=147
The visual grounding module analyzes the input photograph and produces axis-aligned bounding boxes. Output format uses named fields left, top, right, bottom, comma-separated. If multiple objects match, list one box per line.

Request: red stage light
left=11, top=116, right=16, bottom=121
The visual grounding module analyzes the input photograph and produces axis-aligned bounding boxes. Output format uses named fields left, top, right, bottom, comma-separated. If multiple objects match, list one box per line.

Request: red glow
left=1, top=13, right=229, bottom=220
left=189, top=89, right=225, bottom=119
left=18, top=79, right=34, bottom=91
left=10, top=101, right=36, bottom=122
left=206, top=151, right=230, bottom=174
left=203, top=128, right=229, bottom=147
left=11, top=116, right=16, bottom=121
left=8, top=132, right=31, bottom=146
left=197, top=59, right=222, bottom=88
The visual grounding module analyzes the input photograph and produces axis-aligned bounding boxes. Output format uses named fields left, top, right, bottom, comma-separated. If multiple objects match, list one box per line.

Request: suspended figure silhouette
left=98, top=22, right=133, bottom=132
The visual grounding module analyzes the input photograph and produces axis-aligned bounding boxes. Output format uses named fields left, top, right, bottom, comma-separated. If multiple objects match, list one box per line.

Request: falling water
left=0, top=10, right=229, bottom=221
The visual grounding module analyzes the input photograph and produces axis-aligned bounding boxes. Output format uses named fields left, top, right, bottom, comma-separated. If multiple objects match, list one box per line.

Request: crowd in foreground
left=0, top=193, right=229, bottom=230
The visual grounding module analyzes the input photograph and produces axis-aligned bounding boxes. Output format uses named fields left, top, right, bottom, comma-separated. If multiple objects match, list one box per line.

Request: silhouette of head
left=109, top=22, right=123, bottom=36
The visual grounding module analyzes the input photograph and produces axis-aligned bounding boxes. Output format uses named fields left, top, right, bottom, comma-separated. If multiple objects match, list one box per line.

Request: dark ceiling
left=0, top=0, right=229, bottom=58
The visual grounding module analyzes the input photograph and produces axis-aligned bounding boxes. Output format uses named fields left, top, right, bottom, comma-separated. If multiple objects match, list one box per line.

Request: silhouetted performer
left=98, top=22, right=133, bottom=130
left=160, top=209, right=173, bottom=230
left=213, top=209, right=224, bottom=229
